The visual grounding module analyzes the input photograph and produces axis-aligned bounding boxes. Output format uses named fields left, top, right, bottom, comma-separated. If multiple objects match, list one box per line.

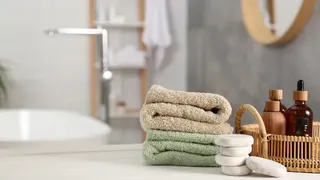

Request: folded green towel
left=143, top=130, right=220, bottom=167
left=146, top=130, right=217, bottom=144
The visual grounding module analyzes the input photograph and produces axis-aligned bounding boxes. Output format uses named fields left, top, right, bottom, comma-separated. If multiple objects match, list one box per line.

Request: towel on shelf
left=140, top=107, right=234, bottom=134
left=143, top=103, right=229, bottom=124
left=145, top=85, right=232, bottom=121
left=143, top=130, right=220, bottom=167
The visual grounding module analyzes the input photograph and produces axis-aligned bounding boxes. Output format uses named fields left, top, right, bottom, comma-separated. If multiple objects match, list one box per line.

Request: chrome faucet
left=44, top=28, right=112, bottom=123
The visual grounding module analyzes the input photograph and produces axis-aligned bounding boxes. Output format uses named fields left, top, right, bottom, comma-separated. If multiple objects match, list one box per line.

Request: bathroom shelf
left=90, top=0, right=147, bottom=141
left=95, top=21, right=144, bottom=28
left=109, top=66, right=146, bottom=70
left=110, top=113, right=140, bottom=120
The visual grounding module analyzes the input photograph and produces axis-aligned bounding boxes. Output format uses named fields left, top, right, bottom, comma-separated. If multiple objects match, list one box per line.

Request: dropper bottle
left=266, top=89, right=287, bottom=117
left=286, top=80, right=313, bottom=136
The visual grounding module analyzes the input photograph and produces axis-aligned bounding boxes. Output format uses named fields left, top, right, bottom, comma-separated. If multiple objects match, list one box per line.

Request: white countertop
left=0, top=144, right=318, bottom=180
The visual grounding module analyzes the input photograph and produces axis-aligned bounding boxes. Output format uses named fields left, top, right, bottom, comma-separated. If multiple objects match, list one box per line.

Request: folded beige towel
left=140, top=107, right=234, bottom=134
left=144, top=103, right=228, bottom=124
left=145, top=85, right=232, bottom=121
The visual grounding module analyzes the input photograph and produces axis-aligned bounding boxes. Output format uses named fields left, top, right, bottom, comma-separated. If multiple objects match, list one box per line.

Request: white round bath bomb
left=220, top=146, right=252, bottom=157
left=215, top=154, right=249, bottom=166
left=215, top=134, right=254, bottom=147
left=246, top=156, right=287, bottom=178
left=221, top=165, right=252, bottom=176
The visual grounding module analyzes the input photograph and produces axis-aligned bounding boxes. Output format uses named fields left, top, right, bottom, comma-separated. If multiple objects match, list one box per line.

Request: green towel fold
left=143, top=130, right=220, bottom=167
left=146, top=130, right=217, bottom=144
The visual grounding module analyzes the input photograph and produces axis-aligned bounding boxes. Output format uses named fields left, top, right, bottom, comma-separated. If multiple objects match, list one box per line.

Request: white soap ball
left=215, top=154, right=249, bottom=166
left=221, top=165, right=252, bottom=176
left=215, top=134, right=254, bottom=147
left=246, top=156, right=287, bottom=178
left=220, top=146, right=252, bottom=157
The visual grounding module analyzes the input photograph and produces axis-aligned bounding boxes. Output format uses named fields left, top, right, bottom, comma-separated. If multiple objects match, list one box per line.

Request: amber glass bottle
left=294, top=117, right=310, bottom=159
left=295, top=118, right=310, bottom=137
left=286, top=80, right=313, bottom=136
left=267, top=89, right=287, bottom=117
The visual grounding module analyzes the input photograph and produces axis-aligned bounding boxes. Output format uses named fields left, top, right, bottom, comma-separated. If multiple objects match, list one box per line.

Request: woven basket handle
left=234, top=104, right=268, bottom=158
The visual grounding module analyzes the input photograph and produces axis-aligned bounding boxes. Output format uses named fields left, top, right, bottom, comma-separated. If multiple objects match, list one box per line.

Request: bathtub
left=0, top=109, right=111, bottom=153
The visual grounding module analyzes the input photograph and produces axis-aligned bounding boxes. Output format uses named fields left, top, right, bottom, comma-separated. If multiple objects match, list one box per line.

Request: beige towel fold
left=145, top=85, right=232, bottom=121
left=140, top=107, right=234, bottom=134
left=144, top=103, right=228, bottom=124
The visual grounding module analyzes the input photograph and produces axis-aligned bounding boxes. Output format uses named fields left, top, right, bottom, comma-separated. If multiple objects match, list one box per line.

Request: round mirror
left=242, top=0, right=317, bottom=45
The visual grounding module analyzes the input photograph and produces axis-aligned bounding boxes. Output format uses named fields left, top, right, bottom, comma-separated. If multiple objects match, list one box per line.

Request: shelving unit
left=89, top=0, right=147, bottom=128
left=110, top=113, right=140, bottom=120
left=89, top=0, right=98, bottom=118
left=138, top=0, right=147, bottom=140
left=109, top=66, right=145, bottom=70
left=95, top=21, right=144, bottom=28
left=138, top=0, right=147, bottom=108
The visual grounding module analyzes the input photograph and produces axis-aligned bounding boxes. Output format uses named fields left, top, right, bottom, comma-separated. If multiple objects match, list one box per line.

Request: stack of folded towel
left=140, top=85, right=234, bottom=167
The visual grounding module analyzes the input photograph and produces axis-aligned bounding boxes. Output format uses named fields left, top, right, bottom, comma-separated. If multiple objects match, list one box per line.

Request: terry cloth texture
left=144, top=85, right=232, bottom=121
left=146, top=130, right=217, bottom=144
left=143, top=130, right=220, bottom=167
left=143, top=103, right=229, bottom=124
left=140, top=107, right=234, bottom=134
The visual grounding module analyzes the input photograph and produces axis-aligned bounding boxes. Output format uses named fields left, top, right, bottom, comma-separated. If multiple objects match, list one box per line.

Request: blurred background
left=0, top=0, right=319, bottom=145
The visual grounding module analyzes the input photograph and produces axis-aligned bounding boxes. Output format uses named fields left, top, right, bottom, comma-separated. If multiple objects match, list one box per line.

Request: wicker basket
left=235, top=104, right=320, bottom=173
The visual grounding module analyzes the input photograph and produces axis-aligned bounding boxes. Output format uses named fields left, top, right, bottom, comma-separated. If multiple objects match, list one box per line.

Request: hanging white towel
left=143, top=0, right=172, bottom=69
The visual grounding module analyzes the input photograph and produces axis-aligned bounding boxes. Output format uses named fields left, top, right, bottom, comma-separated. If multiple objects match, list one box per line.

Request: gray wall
left=188, top=0, right=320, bottom=125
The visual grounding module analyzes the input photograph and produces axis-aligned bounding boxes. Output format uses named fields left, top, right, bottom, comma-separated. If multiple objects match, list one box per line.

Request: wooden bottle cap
left=269, top=89, right=283, bottom=100
left=265, top=101, right=280, bottom=112
left=293, top=91, right=308, bottom=101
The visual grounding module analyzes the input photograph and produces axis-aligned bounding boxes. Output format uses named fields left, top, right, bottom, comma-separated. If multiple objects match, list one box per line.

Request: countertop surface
left=0, top=144, right=319, bottom=180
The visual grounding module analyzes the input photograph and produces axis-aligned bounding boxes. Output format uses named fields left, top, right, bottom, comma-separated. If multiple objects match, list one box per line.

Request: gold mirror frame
left=242, top=0, right=317, bottom=45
